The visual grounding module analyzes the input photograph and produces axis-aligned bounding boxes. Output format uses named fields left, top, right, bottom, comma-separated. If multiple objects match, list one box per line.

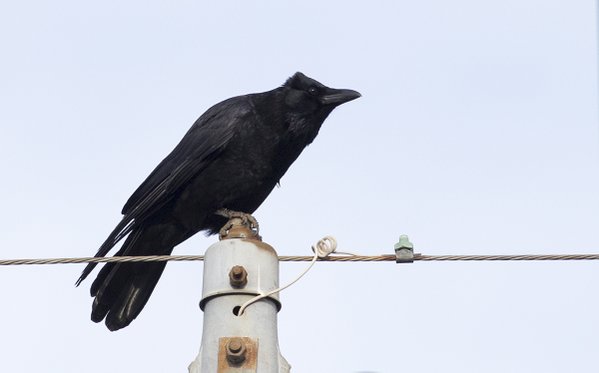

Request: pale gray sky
left=0, top=1, right=598, bottom=372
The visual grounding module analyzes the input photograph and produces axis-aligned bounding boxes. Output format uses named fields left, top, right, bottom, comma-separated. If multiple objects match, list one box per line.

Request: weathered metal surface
left=199, top=238, right=281, bottom=310
left=217, top=337, right=258, bottom=372
left=225, top=337, right=248, bottom=364
left=189, top=227, right=290, bottom=373
left=229, top=265, right=248, bottom=288
left=220, top=219, right=261, bottom=241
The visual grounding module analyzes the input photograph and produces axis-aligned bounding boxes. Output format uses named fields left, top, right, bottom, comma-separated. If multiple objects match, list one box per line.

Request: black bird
left=76, top=72, right=360, bottom=331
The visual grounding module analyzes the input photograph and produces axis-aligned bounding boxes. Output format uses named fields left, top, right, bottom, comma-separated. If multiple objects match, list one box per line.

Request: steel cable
left=1, top=253, right=599, bottom=266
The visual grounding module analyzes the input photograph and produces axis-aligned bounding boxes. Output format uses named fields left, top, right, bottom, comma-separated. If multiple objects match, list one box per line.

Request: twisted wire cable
left=1, top=253, right=598, bottom=266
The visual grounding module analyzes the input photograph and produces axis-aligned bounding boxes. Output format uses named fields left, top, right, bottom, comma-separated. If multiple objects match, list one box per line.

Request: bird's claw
left=216, top=208, right=260, bottom=240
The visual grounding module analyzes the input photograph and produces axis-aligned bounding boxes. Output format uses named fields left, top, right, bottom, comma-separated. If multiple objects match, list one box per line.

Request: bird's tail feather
left=89, top=223, right=186, bottom=331
left=91, top=261, right=168, bottom=331
left=76, top=216, right=136, bottom=286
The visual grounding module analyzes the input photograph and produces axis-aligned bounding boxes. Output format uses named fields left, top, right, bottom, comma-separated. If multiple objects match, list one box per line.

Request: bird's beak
left=320, top=88, right=361, bottom=106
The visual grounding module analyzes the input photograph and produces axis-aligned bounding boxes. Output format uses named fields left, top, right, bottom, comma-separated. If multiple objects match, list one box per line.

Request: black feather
left=78, top=72, right=360, bottom=330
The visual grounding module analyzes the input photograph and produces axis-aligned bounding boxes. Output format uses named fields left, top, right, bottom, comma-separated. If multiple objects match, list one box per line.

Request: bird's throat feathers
left=284, top=110, right=328, bottom=145
left=251, top=90, right=329, bottom=146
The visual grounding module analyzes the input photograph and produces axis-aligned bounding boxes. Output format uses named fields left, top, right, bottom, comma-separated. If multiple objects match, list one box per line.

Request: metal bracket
left=394, top=235, right=414, bottom=263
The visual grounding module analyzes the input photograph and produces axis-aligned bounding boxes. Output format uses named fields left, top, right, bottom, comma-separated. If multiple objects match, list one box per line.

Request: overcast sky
left=0, top=1, right=598, bottom=372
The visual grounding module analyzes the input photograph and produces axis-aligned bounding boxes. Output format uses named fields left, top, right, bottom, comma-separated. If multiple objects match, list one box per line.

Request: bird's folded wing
left=76, top=98, right=252, bottom=285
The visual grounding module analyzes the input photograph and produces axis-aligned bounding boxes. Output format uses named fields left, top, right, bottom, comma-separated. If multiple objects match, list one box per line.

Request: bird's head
left=281, top=72, right=360, bottom=140
left=282, top=72, right=361, bottom=114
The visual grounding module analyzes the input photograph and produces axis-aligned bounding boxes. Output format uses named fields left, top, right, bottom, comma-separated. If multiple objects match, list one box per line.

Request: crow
left=76, top=72, right=360, bottom=331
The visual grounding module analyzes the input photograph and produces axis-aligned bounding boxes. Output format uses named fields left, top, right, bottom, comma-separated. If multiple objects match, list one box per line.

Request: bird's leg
left=215, top=208, right=260, bottom=239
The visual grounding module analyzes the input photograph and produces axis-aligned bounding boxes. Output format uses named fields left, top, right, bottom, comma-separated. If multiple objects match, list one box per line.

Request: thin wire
left=1, top=253, right=599, bottom=266
left=282, top=253, right=599, bottom=262
left=237, top=236, right=338, bottom=315
left=0, top=255, right=203, bottom=266
left=416, top=253, right=599, bottom=261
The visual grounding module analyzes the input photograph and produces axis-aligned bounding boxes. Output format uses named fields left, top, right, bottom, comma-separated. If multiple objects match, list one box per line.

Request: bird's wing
left=76, top=97, right=253, bottom=285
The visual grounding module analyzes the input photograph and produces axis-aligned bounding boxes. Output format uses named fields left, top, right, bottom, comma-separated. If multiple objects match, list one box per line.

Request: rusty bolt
left=229, top=265, right=248, bottom=288
left=226, top=338, right=247, bottom=365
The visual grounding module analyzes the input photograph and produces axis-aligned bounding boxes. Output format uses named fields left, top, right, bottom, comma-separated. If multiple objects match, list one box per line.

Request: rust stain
left=217, top=337, right=258, bottom=373
left=229, top=265, right=248, bottom=288
left=242, top=239, right=277, bottom=256
left=218, top=218, right=279, bottom=256
left=224, top=224, right=262, bottom=241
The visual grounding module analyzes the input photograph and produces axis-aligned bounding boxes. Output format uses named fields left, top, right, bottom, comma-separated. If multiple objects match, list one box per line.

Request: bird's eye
left=307, top=87, right=318, bottom=96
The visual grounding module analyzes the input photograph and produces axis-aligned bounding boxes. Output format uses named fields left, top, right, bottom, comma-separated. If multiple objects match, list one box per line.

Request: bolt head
left=229, top=265, right=248, bottom=288
left=226, top=338, right=247, bottom=364
left=228, top=339, right=242, bottom=353
left=231, top=266, right=243, bottom=278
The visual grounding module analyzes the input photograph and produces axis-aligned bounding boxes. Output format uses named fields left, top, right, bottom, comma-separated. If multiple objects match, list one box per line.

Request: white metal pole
left=189, top=222, right=290, bottom=373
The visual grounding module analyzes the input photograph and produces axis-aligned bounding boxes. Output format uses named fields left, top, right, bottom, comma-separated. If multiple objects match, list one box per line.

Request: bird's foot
left=215, top=208, right=260, bottom=240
